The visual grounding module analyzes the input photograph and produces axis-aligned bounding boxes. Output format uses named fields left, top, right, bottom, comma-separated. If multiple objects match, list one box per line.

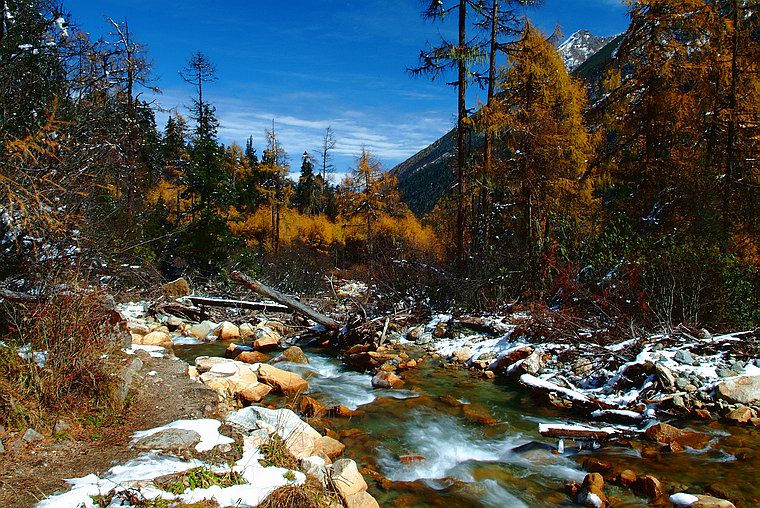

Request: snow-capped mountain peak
left=558, top=29, right=618, bottom=72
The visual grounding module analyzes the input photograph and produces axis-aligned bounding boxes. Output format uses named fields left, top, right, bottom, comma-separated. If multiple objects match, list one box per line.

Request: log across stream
left=173, top=340, right=760, bottom=507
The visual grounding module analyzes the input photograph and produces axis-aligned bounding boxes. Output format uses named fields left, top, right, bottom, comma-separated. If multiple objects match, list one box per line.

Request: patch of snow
left=669, top=492, right=699, bottom=506
left=131, top=419, right=234, bottom=453
left=116, top=301, right=148, bottom=320
left=123, top=344, right=165, bottom=358
left=521, top=374, right=592, bottom=403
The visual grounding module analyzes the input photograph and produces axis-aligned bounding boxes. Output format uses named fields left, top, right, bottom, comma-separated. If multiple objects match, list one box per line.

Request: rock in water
left=213, top=321, right=240, bottom=340
left=236, top=351, right=271, bottom=364
left=577, top=472, right=606, bottom=508
left=371, top=371, right=404, bottom=389
left=161, top=277, right=190, bottom=299
left=299, top=396, right=327, bottom=417
left=135, top=330, right=172, bottom=346
left=280, top=346, right=309, bottom=364
left=319, top=435, right=345, bottom=459
left=256, top=363, right=309, bottom=396
left=644, top=423, right=710, bottom=449
left=634, top=475, right=665, bottom=499
left=253, top=326, right=282, bottom=350
left=716, top=375, right=760, bottom=404
left=725, top=406, right=754, bottom=424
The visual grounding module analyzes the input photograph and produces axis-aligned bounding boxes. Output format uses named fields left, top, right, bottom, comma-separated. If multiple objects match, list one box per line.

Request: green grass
left=160, top=466, right=246, bottom=495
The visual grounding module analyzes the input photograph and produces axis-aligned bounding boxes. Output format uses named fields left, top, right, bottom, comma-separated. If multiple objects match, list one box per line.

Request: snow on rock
left=670, top=492, right=700, bottom=507
left=124, top=344, right=166, bottom=358
left=520, top=374, right=592, bottom=403
left=131, top=419, right=233, bottom=453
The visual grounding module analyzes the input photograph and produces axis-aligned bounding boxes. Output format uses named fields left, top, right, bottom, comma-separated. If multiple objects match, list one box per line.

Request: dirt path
left=0, top=349, right=218, bottom=508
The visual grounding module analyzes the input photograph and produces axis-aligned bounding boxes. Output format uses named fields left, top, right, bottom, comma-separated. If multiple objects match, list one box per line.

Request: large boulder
left=227, top=406, right=322, bottom=459
left=716, top=375, right=760, bottom=404
left=134, top=429, right=200, bottom=452
left=135, top=330, right=172, bottom=347
left=238, top=383, right=272, bottom=404
left=236, top=351, right=272, bottom=364
left=195, top=356, right=263, bottom=400
left=253, top=326, right=282, bottom=350
left=256, top=363, right=309, bottom=396
left=331, top=458, right=368, bottom=499
left=451, top=348, right=474, bottom=363
left=161, top=277, right=190, bottom=299
left=577, top=472, right=606, bottom=508
left=644, top=423, right=710, bottom=449
left=371, top=371, right=404, bottom=389
left=189, top=321, right=216, bottom=339
left=213, top=321, right=241, bottom=341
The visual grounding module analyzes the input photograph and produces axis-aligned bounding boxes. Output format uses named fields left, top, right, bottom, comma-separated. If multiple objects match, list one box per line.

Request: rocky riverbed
left=9, top=277, right=758, bottom=507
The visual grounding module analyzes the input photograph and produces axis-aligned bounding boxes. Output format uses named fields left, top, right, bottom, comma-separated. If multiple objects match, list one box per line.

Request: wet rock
left=199, top=361, right=261, bottom=399
left=190, top=321, right=216, bottom=339
left=238, top=383, right=272, bottom=403
left=22, top=428, right=44, bottom=443
left=239, top=322, right=255, bottom=340
left=332, top=458, right=368, bottom=499
left=573, top=358, right=594, bottom=377
left=577, top=472, right=606, bottom=508
left=581, top=457, right=615, bottom=478
left=725, top=406, right=754, bottom=424
left=489, top=346, right=533, bottom=372
left=687, top=494, right=736, bottom=508
left=655, top=362, right=677, bottom=391
left=716, top=375, right=760, bottom=404
left=279, top=346, right=309, bottom=364
left=644, top=422, right=710, bottom=449
left=717, top=368, right=738, bottom=378
left=252, top=326, right=282, bottom=350
left=693, top=408, right=713, bottom=420
left=615, top=469, right=637, bottom=489
left=213, top=321, right=240, bottom=340
left=235, top=350, right=271, bottom=364
left=461, top=403, right=497, bottom=425
left=134, top=428, right=200, bottom=451
left=329, top=405, right=366, bottom=418
left=136, top=330, right=172, bottom=346
left=674, top=350, right=695, bottom=365
left=320, top=435, right=345, bottom=459
left=299, top=396, right=327, bottom=417
left=371, top=371, right=404, bottom=389
left=161, top=277, right=190, bottom=299
left=256, top=363, right=308, bottom=396
left=451, top=348, right=473, bottom=363
left=634, top=474, right=665, bottom=499
left=399, top=455, right=425, bottom=464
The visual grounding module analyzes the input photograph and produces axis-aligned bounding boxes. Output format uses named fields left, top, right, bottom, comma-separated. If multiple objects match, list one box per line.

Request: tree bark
left=231, top=272, right=341, bottom=331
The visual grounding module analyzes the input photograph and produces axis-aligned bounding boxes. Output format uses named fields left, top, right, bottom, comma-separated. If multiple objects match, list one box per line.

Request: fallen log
left=538, top=423, right=633, bottom=442
left=149, top=302, right=205, bottom=322
left=231, top=271, right=341, bottom=331
left=182, top=296, right=289, bottom=313
left=519, top=374, right=616, bottom=410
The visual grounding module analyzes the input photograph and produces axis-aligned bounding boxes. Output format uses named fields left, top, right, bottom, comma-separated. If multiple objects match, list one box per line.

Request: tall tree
left=180, top=51, right=217, bottom=134
left=295, top=151, right=320, bottom=216
left=410, top=0, right=482, bottom=269
left=259, top=123, right=290, bottom=253
left=495, top=22, right=594, bottom=289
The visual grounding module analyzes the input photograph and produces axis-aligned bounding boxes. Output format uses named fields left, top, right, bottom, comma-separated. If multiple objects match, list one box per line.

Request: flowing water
left=174, top=340, right=760, bottom=507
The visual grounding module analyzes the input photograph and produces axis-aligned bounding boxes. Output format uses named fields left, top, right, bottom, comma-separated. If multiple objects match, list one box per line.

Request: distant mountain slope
left=392, top=29, right=624, bottom=216
left=390, top=127, right=457, bottom=216
left=558, top=29, right=618, bottom=72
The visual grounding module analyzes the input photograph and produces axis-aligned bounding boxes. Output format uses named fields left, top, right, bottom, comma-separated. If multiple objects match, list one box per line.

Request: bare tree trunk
left=456, top=0, right=468, bottom=270
left=231, top=272, right=340, bottom=330
left=722, top=0, right=740, bottom=252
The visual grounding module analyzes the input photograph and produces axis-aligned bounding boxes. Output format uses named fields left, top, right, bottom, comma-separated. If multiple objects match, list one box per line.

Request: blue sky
left=65, top=0, right=629, bottom=176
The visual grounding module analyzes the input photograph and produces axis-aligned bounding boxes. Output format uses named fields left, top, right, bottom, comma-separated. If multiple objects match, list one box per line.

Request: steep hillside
left=392, top=28, right=624, bottom=216
left=390, top=127, right=457, bottom=216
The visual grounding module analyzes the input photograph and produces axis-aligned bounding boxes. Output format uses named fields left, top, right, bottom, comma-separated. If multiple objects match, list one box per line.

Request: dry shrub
left=258, top=476, right=341, bottom=508
left=0, top=283, right=125, bottom=429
